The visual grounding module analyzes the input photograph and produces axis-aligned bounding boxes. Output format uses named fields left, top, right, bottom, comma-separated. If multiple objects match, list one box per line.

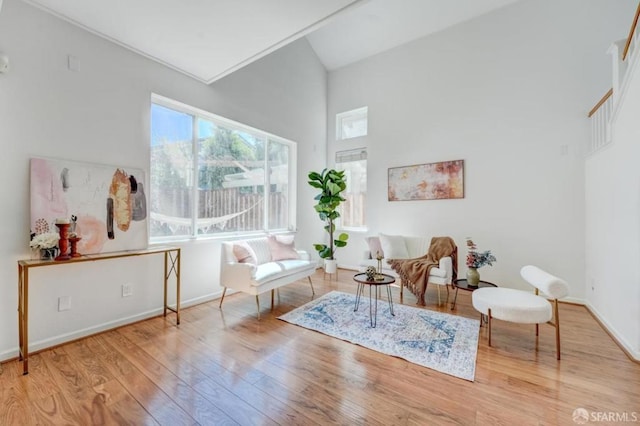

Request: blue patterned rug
left=278, top=291, right=479, bottom=381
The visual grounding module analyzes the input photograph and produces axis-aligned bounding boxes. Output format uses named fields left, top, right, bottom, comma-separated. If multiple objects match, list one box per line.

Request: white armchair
left=472, top=265, right=569, bottom=359
left=360, top=234, right=456, bottom=305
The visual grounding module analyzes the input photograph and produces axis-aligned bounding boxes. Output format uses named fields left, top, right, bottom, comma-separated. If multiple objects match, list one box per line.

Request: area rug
left=278, top=291, right=479, bottom=381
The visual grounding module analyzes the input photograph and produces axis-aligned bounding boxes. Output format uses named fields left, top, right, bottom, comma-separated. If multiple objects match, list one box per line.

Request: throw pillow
left=365, top=236, right=385, bottom=259
left=379, top=233, right=409, bottom=259
left=268, top=235, right=300, bottom=261
left=246, top=238, right=272, bottom=264
left=233, top=242, right=257, bottom=264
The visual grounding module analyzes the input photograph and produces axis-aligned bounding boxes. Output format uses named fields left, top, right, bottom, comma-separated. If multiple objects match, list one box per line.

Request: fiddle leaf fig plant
left=308, top=168, right=349, bottom=260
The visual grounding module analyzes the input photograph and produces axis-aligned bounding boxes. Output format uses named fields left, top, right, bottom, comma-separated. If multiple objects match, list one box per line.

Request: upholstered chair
left=472, top=265, right=569, bottom=359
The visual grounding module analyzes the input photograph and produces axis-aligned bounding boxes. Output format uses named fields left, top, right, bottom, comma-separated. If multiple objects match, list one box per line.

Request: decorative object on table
left=68, top=235, right=82, bottom=257
left=376, top=250, right=383, bottom=273
left=465, top=238, right=496, bottom=287
left=29, top=231, right=60, bottom=260
left=278, top=291, right=480, bottom=381
left=388, top=160, right=464, bottom=201
left=55, top=218, right=71, bottom=261
left=373, top=251, right=386, bottom=280
left=70, top=214, right=78, bottom=234
left=30, top=157, right=148, bottom=255
left=308, top=168, right=349, bottom=273
left=365, top=266, right=376, bottom=281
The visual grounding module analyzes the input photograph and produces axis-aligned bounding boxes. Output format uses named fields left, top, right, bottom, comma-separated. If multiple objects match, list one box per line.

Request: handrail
left=622, top=1, right=640, bottom=60
left=588, top=88, right=613, bottom=117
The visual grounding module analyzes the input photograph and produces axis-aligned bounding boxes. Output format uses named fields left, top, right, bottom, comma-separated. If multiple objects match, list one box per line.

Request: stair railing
left=587, top=2, right=640, bottom=155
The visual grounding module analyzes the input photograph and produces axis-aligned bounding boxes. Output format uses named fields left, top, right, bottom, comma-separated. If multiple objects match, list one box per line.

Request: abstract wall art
left=30, top=157, right=148, bottom=254
left=388, top=160, right=464, bottom=201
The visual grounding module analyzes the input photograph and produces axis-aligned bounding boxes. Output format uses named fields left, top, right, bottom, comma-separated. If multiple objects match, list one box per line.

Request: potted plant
left=308, top=168, right=349, bottom=273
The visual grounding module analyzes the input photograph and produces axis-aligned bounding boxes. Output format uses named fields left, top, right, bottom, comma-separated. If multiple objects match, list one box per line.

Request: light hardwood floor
left=1, top=269, right=639, bottom=425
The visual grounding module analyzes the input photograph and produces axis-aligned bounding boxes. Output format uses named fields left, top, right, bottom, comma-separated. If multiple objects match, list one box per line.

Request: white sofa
left=220, top=235, right=316, bottom=319
left=360, top=234, right=455, bottom=304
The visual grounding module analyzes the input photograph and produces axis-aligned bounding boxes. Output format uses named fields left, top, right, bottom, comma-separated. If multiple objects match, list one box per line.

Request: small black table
left=353, top=273, right=396, bottom=327
left=451, top=278, right=497, bottom=310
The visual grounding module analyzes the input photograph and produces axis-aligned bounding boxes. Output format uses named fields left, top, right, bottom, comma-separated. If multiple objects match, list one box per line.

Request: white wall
left=585, top=55, right=640, bottom=359
left=0, top=0, right=327, bottom=360
left=327, top=0, right=637, bottom=300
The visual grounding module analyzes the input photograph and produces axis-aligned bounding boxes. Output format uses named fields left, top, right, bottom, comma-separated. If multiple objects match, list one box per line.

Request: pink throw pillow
left=233, top=243, right=257, bottom=264
left=268, top=235, right=300, bottom=261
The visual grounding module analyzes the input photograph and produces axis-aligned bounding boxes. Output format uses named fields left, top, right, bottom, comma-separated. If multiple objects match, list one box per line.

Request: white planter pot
left=324, top=259, right=337, bottom=274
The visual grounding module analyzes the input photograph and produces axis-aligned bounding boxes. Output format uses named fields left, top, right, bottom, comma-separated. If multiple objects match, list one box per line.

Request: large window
left=336, top=148, right=367, bottom=230
left=150, top=95, right=296, bottom=241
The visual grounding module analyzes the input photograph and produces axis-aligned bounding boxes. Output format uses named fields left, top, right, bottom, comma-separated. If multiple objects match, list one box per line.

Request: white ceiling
left=21, top=0, right=522, bottom=83
left=307, top=0, right=522, bottom=71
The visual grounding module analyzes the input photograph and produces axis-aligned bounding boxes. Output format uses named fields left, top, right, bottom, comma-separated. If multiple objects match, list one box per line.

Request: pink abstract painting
left=30, top=157, right=148, bottom=254
left=388, top=160, right=464, bottom=201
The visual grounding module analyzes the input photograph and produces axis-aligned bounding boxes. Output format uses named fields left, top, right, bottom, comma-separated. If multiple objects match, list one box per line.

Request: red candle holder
left=69, top=236, right=82, bottom=258
left=55, top=223, right=71, bottom=261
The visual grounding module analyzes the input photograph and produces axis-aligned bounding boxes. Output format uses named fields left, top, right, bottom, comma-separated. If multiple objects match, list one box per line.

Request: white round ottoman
left=471, top=265, right=569, bottom=359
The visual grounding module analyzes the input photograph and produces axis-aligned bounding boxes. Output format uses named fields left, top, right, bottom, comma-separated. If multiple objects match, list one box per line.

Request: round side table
left=353, top=272, right=396, bottom=327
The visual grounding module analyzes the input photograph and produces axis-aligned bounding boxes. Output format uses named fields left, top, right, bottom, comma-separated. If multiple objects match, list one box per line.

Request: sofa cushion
left=365, top=236, right=385, bottom=259
left=268, top=235, right=300, bottom=261
left=246, top=238, right=272, bottom=265
left=253, top=259, right=314, bottom=284
left=379, top=233, right=409, bottom=259
left=233, top=242, right=257, bottom=264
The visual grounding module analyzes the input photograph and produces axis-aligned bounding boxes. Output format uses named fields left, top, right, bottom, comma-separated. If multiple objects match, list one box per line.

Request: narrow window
left=336, top=148, right=367, bottom=230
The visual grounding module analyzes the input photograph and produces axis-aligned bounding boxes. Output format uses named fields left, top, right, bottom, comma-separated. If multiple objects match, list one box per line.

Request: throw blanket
left=388, top=237, right=457, bottom=305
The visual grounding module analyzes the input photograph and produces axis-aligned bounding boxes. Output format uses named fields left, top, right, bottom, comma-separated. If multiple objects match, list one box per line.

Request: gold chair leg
left=219, top=287, right=227, bottom=308
left=554, top=299, right=561, bottom=360
left=437, top=285, right=441, bottom=306
left=256, top=295, right=261, bottom=320
left=308, top=276, right=315, bottom=295
left=400, top=280, right=404, bottom=303
left=271, top=289, right=275, bottom=310
left=488, top=308, right=492, bottom=347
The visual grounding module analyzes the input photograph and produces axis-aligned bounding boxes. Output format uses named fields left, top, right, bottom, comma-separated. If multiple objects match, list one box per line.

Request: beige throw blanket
left=388, top=236, right=457, bottom=305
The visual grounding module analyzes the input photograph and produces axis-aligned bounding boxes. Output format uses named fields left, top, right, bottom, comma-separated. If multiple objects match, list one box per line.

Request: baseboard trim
left=0, top=290, right=225, bottom=363
left=585, top=302, right=640, bottom=363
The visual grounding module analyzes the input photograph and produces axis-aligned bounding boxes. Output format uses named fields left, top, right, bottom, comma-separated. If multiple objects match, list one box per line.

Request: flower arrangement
left=466, top=238, right=496, bottom=269
left=29, top=232, right=60, bottom=249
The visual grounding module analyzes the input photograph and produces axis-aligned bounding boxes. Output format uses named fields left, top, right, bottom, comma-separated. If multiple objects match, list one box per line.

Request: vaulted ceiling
left=19, top=0, right=522, bottom=84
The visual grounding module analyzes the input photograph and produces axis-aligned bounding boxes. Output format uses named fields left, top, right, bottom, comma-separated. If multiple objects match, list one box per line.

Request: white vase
left=324, top=259, right=337, bottom=274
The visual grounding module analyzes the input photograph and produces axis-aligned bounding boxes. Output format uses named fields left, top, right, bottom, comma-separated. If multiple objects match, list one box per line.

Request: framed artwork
left=388, top=160, right=464, bottom=201
left=30, top=157, right=148, bottom=254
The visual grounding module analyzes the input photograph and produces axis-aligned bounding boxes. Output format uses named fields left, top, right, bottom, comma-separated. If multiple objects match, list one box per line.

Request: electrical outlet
left=122, top=284, right=133, bottom=297
left=58, top=296, right=71, bottom=311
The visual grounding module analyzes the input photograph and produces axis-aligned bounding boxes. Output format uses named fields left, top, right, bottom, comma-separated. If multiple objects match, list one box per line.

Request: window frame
left=150, top=94, right=297, bottom=243
left=336, top=106, right=368, bottom=141
left=335, top=148, right=367, bottom=232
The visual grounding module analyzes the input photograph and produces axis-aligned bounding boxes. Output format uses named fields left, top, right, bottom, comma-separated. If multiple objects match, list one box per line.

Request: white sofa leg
left=219, top=287, right=227, bottom=308
left=308, top=276, right=315, bottom=295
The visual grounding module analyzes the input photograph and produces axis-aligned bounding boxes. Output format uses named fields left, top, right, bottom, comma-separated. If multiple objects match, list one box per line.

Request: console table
left=17, top=246, right=181, bottom=375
